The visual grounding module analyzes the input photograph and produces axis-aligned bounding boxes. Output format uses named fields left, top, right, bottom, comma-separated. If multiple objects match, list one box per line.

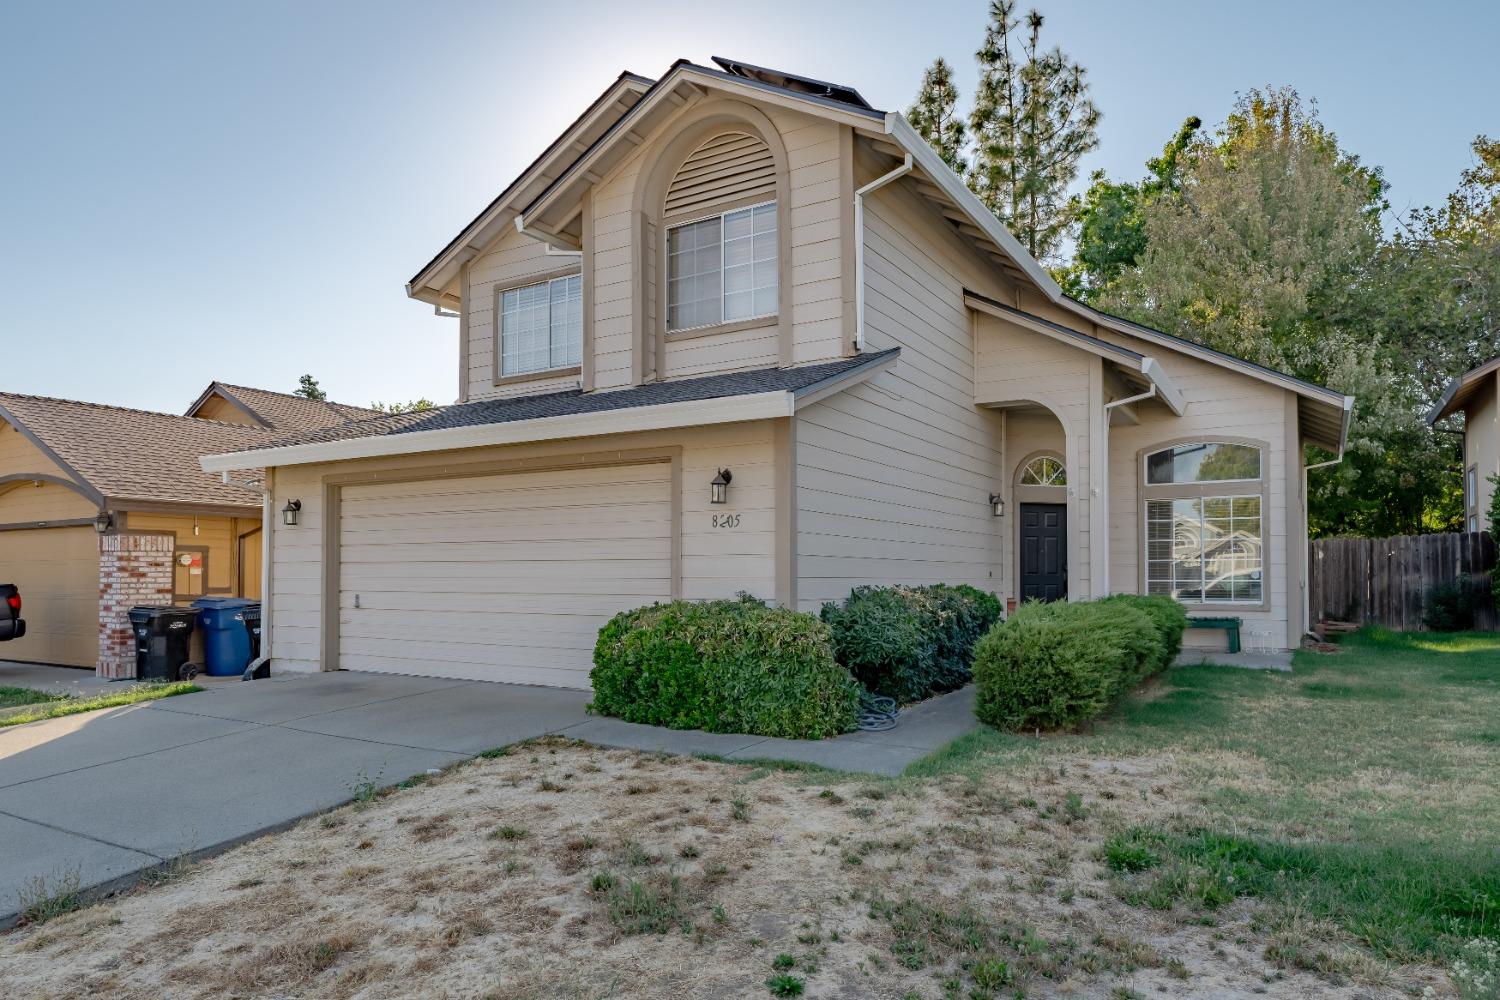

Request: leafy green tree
left=1062, top=116, right=1200, bottom=301
left=1097, top=88, right=1459, bottom=536
left=968, top=0, right=1100, bottom=263
left=907, top=57, right=966, bottom=176
left=294, top=374, right=327, bottom=401
left=369, top=398, right=436, bottom=414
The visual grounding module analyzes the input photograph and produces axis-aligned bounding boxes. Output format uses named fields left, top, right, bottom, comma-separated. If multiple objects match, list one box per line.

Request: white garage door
left=337, top=462, right=673, bottom=688
left=0, top=526, right=99, bottom=667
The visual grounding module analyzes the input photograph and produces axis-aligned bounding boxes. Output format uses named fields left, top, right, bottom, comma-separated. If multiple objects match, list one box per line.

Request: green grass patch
left=1109, top=827, right=1500, bottom=962
left=0, top=686, right=68, bottom=710
left=910, top=628, right=1500, bottom=964
left=0, top=681, right=201, bottom=728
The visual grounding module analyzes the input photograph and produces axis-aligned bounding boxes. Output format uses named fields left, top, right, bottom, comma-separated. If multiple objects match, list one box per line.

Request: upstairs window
left=499, top=274, right=581, bottom=377
left=667, top=202, right=778, bottom=332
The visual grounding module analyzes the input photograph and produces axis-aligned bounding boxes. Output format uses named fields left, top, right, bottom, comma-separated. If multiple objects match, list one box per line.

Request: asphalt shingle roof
left=207, top=383, right=381, bottom=431
left=240, top=351, right=900, bottom=454
left=0, top=393, right=276, bottom=508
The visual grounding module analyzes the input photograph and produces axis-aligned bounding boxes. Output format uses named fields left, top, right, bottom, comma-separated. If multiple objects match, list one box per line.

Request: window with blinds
left=499, top=274, right=582, bottom=377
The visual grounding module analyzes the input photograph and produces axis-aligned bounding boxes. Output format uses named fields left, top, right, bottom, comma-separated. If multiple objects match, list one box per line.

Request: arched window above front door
left=1019, top=456, right=1067, bottom=487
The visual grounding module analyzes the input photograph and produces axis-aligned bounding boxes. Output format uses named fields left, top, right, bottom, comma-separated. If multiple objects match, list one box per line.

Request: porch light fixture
left=281, top=499, right=302, bottom=526
left=709, top=469, right=733, bottom=505
left=92, top=510, right=113, bottom=534
left=989, top=493, right=1005, bottom=517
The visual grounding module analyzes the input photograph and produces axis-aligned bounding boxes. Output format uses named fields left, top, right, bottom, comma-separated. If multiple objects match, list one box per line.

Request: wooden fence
left=1309, top=531, right=1497, bottom=631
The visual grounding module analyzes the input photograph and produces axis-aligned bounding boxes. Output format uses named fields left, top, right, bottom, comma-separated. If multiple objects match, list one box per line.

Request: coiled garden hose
left=857, top=692, right=899, bottom=731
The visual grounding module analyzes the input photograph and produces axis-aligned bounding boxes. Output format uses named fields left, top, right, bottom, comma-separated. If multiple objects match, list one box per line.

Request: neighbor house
left=200, top=58, right=1353, bottom=687
left=0, top=383, right=375, bottom=673
left=1429, top=354, right=1500, bottom=533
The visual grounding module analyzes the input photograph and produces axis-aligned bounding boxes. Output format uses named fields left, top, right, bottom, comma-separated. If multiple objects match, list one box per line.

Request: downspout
left=853, top=153, right=912, bottom=351
left=1302, top=395, right=1354, bottom=637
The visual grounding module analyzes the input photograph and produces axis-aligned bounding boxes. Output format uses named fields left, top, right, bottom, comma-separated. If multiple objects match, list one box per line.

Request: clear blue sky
left=3, top=0, right=1495, bottom=413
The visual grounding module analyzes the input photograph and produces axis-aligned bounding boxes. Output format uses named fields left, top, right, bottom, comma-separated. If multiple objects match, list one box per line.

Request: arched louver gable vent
left=664, top=131, right=776, bottom=218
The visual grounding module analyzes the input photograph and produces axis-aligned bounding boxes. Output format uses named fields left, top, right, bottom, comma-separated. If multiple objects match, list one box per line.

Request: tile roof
left=204, top=383, right=381, bottom=431
left=241, top=351, right=901, bottom=454
left=0, top=393, right=277, bottom=509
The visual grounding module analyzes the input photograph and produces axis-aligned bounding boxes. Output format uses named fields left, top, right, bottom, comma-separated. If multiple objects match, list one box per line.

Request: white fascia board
left=200, top=390, right=795, bottom=473
left=885, top=114, right=1065, bottom=303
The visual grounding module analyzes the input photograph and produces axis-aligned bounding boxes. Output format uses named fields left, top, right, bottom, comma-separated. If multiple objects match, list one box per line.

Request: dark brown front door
left=1019, top=503, right=1067, bottom=602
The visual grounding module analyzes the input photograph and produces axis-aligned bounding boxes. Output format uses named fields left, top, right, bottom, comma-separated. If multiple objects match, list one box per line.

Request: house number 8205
left=711, top=513, right=741, bottom=529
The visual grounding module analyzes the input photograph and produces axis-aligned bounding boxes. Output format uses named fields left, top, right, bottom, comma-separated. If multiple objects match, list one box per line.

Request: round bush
left=1101, top=593, right=1189, bottom=673
left=590, top=596, right=859, bottom=740
left=973, top=599, right=1156, bottom=731
left=820, top=584, right=1003, bottom=704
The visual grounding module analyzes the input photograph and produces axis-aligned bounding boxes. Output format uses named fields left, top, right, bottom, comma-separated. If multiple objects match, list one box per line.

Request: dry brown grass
left=0, top=738, right=1435, bottom=999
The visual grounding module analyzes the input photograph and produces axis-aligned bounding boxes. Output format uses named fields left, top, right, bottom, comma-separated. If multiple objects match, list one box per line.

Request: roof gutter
left=853, top=152, right=912, bottom=350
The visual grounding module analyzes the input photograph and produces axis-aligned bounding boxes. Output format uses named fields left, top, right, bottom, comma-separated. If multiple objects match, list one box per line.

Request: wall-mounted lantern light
left=282, top=499, right=303, bottom=526
left=989, top=493, right=1005, bottom=517
left=92, top=510, right=113, bottom=535
left=709, top=469, right=733, bottom=505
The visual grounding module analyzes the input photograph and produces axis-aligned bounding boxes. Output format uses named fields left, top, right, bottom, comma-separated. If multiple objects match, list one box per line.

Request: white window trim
left=1145, top=495, right=1266, bottom=607
left=1142, top=441, right=1263, bottom=487
left=665, top=200, right=778, bottom=335
left=494, top=272, right=582, bottom=382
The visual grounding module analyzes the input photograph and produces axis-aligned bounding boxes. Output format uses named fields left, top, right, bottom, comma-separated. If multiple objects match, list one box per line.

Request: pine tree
left=968, top=0, right=1100, bottom=262
left=907, top=57, right=967, bottom=175
left=294, top=374, right=327, bottom=401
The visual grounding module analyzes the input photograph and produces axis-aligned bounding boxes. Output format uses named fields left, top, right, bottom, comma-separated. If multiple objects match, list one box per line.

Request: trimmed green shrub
left=589, top=596, right=859, bottom=740
left=819, top=584, right=1003, bottom=703
left=1102, top=593, right=1189, bottom=672
left=972, top=598, right=1158, bottom=731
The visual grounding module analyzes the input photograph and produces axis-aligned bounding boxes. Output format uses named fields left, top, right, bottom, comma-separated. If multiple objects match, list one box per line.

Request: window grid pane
left=501, top=275, right=581, bottom=377
left=668, top=203, right=777, bottom=330
left=1145, top=495, right=1261, bottom=605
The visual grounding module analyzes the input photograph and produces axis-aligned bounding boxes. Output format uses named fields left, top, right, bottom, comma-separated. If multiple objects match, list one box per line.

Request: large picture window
left=667, top=202, right=777, bottom=332
left=499, top=274, right=582, bottom=377
left=1146, top=496, right=1263, bottom=603
left=1142, top=441, right=1265, bottom=606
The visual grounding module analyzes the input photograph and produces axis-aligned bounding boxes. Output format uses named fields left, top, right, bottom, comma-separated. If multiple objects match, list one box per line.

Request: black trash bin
left=242, top=604, right=261, bottom=661
left=126, top=606, right=199, bottom=681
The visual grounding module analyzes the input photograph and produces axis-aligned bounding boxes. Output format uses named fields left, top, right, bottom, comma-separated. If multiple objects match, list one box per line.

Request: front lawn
left=0, top=681, right=201, bottom=728
left=0, top=630, right=1490, bottom=998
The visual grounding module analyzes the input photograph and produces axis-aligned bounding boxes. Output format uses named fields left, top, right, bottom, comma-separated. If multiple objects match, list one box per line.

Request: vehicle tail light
left=6, top=594, right=19, bottom=613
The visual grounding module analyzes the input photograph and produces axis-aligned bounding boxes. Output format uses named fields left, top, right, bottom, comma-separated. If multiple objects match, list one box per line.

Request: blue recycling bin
left=191, top=598, right=260, bottom=676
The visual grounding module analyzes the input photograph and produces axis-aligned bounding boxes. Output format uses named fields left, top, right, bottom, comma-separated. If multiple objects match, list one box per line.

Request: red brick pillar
left=97, top=533, right=174, bottom=679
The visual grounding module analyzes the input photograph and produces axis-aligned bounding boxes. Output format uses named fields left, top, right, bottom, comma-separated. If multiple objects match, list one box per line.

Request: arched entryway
left=1013, top=450, right=1069, bottom=601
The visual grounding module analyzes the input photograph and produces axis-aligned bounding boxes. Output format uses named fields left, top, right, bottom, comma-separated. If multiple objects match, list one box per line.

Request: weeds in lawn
left=601, top=874, right=690, bottom=935
left=730, top=796, right=751, bottom=822
left=764, top=972, right=805, bottom=996
left=490, top=825, right=527, bottom=841
left=16, top=869, right=81, bottom=926
left=347, top=767, right=384, bottom=808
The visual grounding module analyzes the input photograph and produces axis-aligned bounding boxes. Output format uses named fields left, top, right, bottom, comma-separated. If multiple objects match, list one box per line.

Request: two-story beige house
left=1430, top=354, right=1500, bottom=533
left=202, top=58, right=1353, bottom=687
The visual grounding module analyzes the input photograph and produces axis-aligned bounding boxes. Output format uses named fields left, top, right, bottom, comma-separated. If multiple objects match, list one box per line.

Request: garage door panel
left=0, top=526, right=98, bottom=667
left=338, top=463, right=672, bottom=686
left=341, top=536, right=671, bottom=564
left=337, top=654, right=587, bottom=688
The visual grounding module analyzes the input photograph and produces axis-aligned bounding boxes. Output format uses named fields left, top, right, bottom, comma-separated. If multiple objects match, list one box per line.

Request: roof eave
left=201, top=390, right=797, bottom=473
left=406, top=71, right=655, bottom=302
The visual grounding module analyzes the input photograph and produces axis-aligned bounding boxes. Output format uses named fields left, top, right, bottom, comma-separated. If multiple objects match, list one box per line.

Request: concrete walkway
left=0, top=662, right=978, bottom=923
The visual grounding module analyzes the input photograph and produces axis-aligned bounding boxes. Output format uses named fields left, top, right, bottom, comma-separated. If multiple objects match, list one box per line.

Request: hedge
left=1101, top=593, right=1189, bottom=673
left=819, top=584, right=1003, bottom=704
left=973, top=595, right=1182, bottom=731
left=589, top=596, right=859, bottom=740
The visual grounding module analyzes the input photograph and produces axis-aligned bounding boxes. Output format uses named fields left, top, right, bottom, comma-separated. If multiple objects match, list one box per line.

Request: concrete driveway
left=0, top=664, right=977, bottom=923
